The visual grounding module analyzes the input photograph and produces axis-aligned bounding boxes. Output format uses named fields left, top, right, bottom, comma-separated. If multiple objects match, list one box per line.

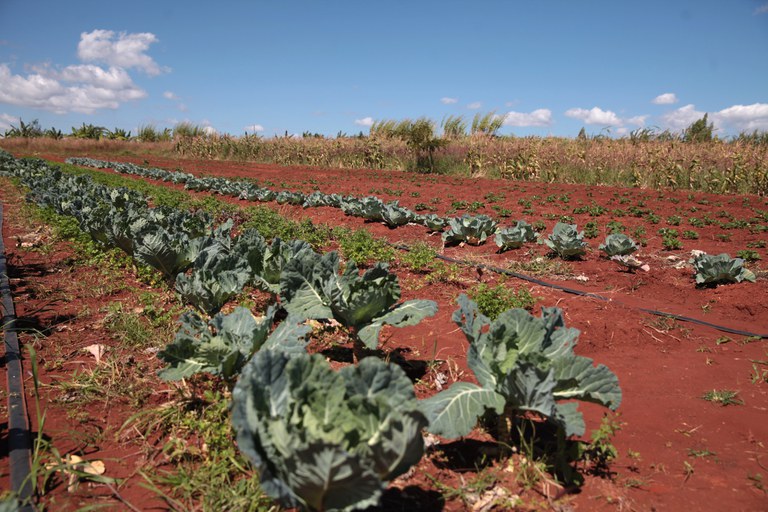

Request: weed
left=335, top=227, right=395, bottom=264
left=682, top=230, right=699, bottom=240
left=606, top=220, right=625, bottom=234
left=399, top=241, right=437, bottom=273
left=424, top=261, right=464, bottom=285
left=468, top=282, right=536, bottom=319
left=737, top=249, right=761, bottom=262
left=579, top=414, right=622, bottom=475
left=583, top=221, right=599, bottom=239
left=137, top=389, right=275, bottom=511
left=701, top=389, right=743, bottom=406
left=687, top=448, right=717, bottom=459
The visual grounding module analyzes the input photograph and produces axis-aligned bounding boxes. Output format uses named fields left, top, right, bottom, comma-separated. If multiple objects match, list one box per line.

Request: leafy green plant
left=682, top=230, right=700, bottom=240
left=494, top=220, right=538, bottom=252
left=701, top=389, right=743, bottom=406
left=336, top=228, right=394, bottom=265
left=442, top=214, right=498, bottom=246
left=421, top=294, right=622, bottom=443
left=157, top=307, right=310, bottom=382
left=399, top=241, right=437, bottom=272
left=544, top=222, right=588, bottom=259
left=598, top=233, right=638, bottom=257
left=468, top=282, right=536, bottom=319
left=737, top=249, right=761, bottom=262
left=690, top=253, right=756, bottom=286
left=280, top=251, right=437, bottom=353
left=418, top=213, right=448, bottom=231
left=583, top=221, right=599, bottom=239
left=231, top=350, right=428, bottom=512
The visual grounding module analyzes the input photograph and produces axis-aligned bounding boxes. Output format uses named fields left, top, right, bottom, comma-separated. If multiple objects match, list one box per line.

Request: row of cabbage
left=1, top=149, right=621, bottom=511
left=65, top=156, right=545, bottom=249
left=65, top=156, right=756, bottom=285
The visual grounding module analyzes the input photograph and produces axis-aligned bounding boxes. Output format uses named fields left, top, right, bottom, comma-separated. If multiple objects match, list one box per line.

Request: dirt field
left=3, top=149, right=767, bottom=510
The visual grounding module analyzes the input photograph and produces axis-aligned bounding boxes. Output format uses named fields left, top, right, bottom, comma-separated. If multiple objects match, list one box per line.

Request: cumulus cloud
left=467, top=102, right=482, bottom=110
left=163, top=91, right=178, bottom=100
left=0, top=30, right=164, bottom=114
left=245, top=124, right=264, bottom=132
left=502, top=109, right=552, bottom=127
left=0, top=63, right=146, bottom=114
left=652, top=93, right=678, bottom=105
left=0, top=112, right=18, bottom=132
left=203, top=126, right=217, bottom=136
left=78, top=29, right=168, bottom=76
left=565, top=107, right=622, bottom=126
left=440, top=97, right=458, bottom=104
left=659, top=104, right=707, bottom=131
left=713, top=103, right=768, bottom=132
left=626, top=115, right=648, bottom=126
left=354, top=116, right=374, bottom=127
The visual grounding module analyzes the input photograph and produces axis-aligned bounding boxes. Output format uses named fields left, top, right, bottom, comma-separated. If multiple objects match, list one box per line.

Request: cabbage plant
left=280, top=251, right=437, bottom=353
left=494, top=220, right=538, bottom=251
left=544, top=222, right=588, bottom=259
left=598, top=233, right=638, bottom=257
left=421, top=295, right=622, bottom=441
left=417, top=213, right=448, bottom=232
left=690, top=253, right=756, bottom=286
left=231, top=350, right=427, bottom=512
left=157, top=306, right=310, bottom=382
left=442, top=214, right=498, bottom=246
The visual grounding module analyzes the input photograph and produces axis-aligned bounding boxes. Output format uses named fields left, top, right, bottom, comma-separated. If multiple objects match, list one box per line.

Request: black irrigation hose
left=392, top=243, right=768, bottom=339
left=1, top=203, right=34, bottom=510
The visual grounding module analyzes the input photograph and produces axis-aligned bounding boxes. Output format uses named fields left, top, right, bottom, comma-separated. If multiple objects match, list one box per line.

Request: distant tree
left=683, top=114, right=714, bottom=143
left=70, top=123, right=106, bottom=139
left=4, top=118, right=44, bottom=138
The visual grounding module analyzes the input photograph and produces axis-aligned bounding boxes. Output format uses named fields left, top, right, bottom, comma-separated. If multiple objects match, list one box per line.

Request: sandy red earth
left=2, top=150, right=768, bottom=511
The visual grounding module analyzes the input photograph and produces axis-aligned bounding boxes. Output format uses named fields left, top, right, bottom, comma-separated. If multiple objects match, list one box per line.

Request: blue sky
left=1, top=0, right=767, bottom=138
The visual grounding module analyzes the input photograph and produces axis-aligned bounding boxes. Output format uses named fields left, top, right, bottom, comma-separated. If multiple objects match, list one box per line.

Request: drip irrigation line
left=391, top=242, right=768, bottom=339
left=1, top=203, right=34, bottom=511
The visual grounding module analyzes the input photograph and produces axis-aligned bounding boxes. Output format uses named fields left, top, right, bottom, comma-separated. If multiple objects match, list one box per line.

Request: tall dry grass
left=0, top=137, right=177, bottom=159
left=175, top=135, right=768, bottom=195
left=2, top=135, right=766, bottom=195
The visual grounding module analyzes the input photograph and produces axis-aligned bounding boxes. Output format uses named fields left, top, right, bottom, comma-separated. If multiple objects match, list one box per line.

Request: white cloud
left=203, top=126, right=217, bottom=136
left=626, top=115, right=648, bottom=126
left=354, top=116, right=374, bottom=127
left=755, top=4, right=768, bottom=15
left=0, top=113, right=18, bottom=132
left=0, top=63, right=146, bottom=114
left=502, top=109, right=552, bottom=127
left=77, top=29, right=167, bottom=76
left=659, top=104, right=706, bottom=131
left=714, top=103, right=768, bottom=132
left=652, top=93, right=678, bottom=105
left=467, top=102, right=482, bottom=110
left=440, top=97, right=458, bottom=104
left=565, top=107, right=622, bottom=126
left=245, top=124, right=264, bottom=132
left=163, top=91, right=178, bottom=100
left=0, top=29, right=166, bottom=115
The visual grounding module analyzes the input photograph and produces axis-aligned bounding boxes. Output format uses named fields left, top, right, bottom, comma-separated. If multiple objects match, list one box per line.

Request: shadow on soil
left=367, top=486, right=444, bottom=511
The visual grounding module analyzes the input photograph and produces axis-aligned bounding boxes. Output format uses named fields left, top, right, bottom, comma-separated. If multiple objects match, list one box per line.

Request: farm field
left=2, top=146, right=767, bottom=511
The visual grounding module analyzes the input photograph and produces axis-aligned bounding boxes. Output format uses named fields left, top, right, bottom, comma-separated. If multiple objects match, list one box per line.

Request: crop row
left=66, top=156, right=759, bottom=287
left=1, top=150, right=626, bottom=510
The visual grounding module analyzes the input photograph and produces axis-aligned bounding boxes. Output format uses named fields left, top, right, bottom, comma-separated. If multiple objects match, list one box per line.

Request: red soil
left=3, top=151, right=767, bottom=510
